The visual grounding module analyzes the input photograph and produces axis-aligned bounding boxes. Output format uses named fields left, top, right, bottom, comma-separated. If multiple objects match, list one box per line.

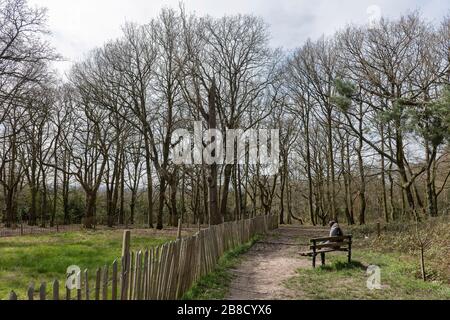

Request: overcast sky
left=28, top=0, right=449, bottom=74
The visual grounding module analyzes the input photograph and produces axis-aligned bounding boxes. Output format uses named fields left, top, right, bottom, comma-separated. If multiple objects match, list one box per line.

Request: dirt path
left=226, top=226, right=328, bottom=300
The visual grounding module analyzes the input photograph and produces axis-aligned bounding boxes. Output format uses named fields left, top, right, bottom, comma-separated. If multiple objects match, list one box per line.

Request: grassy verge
left=284, top=249, right=450, bottom=300
left=183, top=236, right=261, bottom=300
left=348, top=217, right=450, bottom=283
left=0, top=230, right=174, bottom=299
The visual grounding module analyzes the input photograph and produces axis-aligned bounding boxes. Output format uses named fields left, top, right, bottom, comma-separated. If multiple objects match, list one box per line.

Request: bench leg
left=321, top=253, right=326, bottom=266
left=312, top=254, right=316, bottom=268
left=348, top=244, right=352, bottom=264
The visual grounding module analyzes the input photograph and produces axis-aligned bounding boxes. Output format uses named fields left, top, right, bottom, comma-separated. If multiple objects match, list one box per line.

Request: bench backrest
left=311, top=235, right=352, bottom=243
left=310, top=235, right=352, bottom=250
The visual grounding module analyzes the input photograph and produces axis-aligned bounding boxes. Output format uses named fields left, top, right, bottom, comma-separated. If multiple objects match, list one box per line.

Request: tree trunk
left=157, top=177, right=166, bottom=230
left=144, top=135, right=154, bottom=229
left=85, top=192, right=97, bottom=229
left=380, top=123, right=389, bottom=223
left=357, top=104, right=367, bottom=225
left=425, top=142, right=438, bottom=217
left=208, top=82, right=221, bottom=226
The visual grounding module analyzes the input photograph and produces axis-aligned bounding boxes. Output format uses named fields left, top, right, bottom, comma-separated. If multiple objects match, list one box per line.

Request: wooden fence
left=0, top=224, right=83, bottom=238
left=8, top=215, right=278, bottom=300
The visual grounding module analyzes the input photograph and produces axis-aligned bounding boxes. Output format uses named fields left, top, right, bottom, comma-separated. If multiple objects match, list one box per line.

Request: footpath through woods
left=227, top=226, right=328, bottom=300
left=227, top=224, right=450, bottom=301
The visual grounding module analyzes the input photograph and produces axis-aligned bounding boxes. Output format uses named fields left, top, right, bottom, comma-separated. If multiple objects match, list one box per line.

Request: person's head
left=329, top=220, right=337, bottom=228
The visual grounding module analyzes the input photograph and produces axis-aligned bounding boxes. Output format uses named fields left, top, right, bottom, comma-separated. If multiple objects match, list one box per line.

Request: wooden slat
left=66, top=287, right=71, bottom=301
left=39, top=282, right=46, bottom=300
left=149, top=247, right=157, bottom=300
left=168, top=242, right=176, bottom=299
left=95, top=268, right=101, bottom=300
left=102, top=265, right=109, bottom=300
left=134, top=251, right=142, bottom=300
left=311, top=236, right=352, bottom=243
left=301, top=248, right=349, bottom=256
left=112, top=260, right=118, bottom=300
left=158, top=244, right=169, bottom=300
left=76, top=271, right=82, bottom=300
left=9, top=291, right=18, bottom=300
left=84, top=269, right=89, bottom=300
left=122, top=230, right=131, bottom=263
left=128, top=251, right=135, bottom=300
left=176, top=239, right=187, bottom=299
left=120, top=255, right=127, bottom=300
left=310, top=242, right=350, bottom=250
left=52, top=280, right=59, bottom=301
left=143, top=250, right=149, bottom=300
left=27, top=283, right=34, bottom=300
left=163, top=243, right=174, bottom=300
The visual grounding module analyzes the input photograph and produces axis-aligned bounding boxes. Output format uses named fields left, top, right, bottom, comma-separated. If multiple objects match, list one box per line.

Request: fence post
left=122, top=230, right=131, bottom=271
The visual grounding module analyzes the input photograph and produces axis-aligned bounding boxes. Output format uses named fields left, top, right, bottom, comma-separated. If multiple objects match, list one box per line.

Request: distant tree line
left=1, top=0, right=449, bottom=229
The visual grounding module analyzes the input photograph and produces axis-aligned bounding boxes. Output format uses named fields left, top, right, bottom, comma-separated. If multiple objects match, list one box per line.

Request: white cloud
left=28, top=0, right=449, bottom=74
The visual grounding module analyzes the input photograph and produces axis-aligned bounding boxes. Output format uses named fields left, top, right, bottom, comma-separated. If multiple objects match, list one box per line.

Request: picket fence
left=8, top=215, right=278, bottom=300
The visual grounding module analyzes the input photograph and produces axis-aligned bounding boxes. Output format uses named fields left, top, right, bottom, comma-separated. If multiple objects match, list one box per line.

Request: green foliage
left=332, top=79, right=357, bottom=112
left=285, top=251, right=450, bottom=300
left=334, top=79, right=357, bottom=98
left=433, top=86, right=450, bottom=142
left=380, top=101, right=406, bottom=124
left=330, top=95, right=352, bottom=112
left=403, top=89, right=450, bottom=148
left=353, top=217, right=450, bottom=283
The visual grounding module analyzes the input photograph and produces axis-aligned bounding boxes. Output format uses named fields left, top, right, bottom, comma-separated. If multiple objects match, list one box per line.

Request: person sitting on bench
left=329, top=220, right=343, bottom=238
left=300, top=221, right=352, bottom=268
left=327, top=220, right=343, bottom=249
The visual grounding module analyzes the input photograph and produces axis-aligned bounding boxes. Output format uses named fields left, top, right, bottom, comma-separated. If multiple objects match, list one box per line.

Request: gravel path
left=226, top=226, right=328, bottom=300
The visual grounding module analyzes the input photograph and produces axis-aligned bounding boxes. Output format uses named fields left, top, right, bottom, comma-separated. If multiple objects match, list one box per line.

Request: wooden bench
left=300, top=235, right=352, bottom=268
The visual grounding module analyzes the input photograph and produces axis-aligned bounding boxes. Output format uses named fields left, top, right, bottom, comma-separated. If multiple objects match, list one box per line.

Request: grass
left=0, top=230, right=174, bottom=300
left=182, top=236, right=261, bottom=300
left=284, top=249, right=450, bottom=300
left=349, top=217, right=450, bottom=283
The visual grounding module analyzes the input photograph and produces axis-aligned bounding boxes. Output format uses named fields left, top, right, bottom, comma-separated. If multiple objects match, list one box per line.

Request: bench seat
left=299, top=248, right=349, bottom=257
left=299, top=235, right=353, bottom=268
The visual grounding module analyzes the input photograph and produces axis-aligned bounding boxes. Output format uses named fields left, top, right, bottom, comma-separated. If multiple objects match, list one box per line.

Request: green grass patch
left=0, top=230, right=174, bottom=300
left=183, top=236, right=261, bottom=300
left=285, top=250, right=450, bottom=300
